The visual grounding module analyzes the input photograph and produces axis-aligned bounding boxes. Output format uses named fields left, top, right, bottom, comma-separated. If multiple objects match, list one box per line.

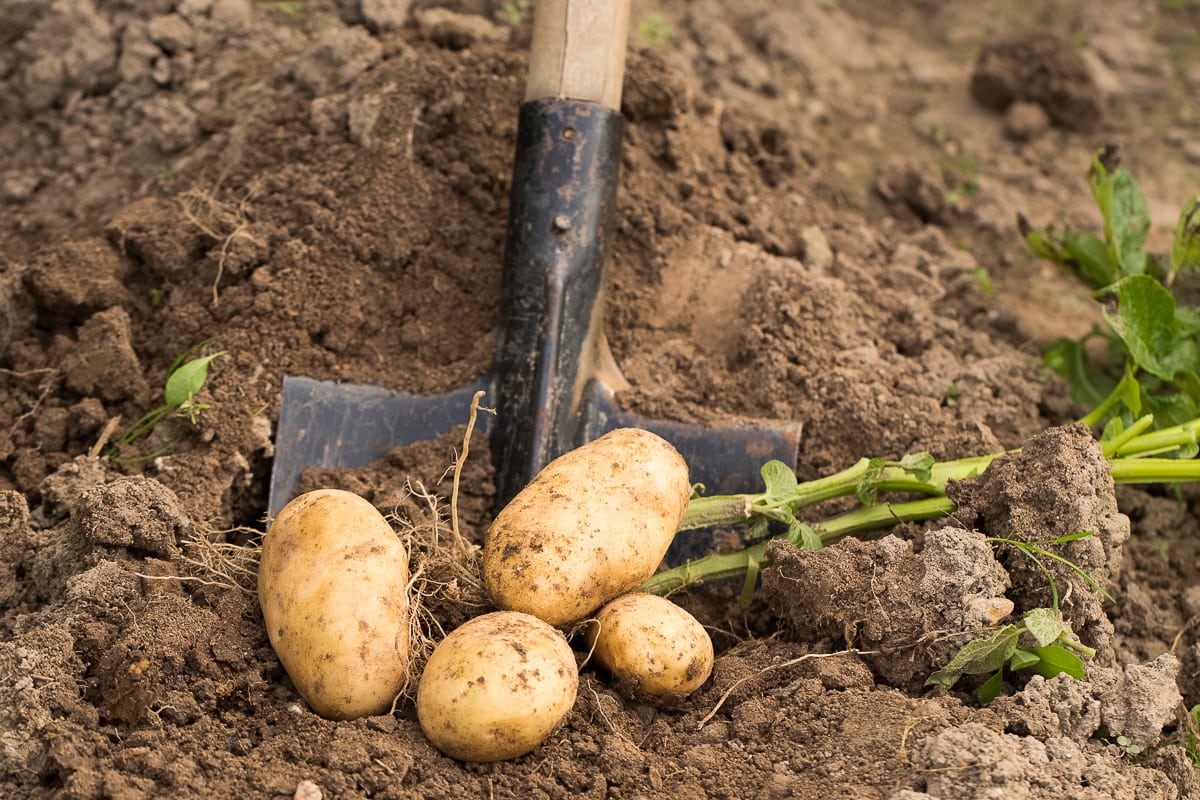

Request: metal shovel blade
left=267, top=3, right=803, bottom=565
left=267, top=375, right=490, bottom=518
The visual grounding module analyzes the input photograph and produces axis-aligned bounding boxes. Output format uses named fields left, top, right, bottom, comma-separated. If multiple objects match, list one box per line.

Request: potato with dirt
left=259, top=489, right=411, bottom=720
left=587, top=592, right=714, bottom=699
left=417, top=610, right=578, bottom=762
left=483, top=428, right=691, bottom=626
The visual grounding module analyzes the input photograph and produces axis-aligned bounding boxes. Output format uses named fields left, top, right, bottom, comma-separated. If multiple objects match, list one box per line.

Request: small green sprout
left=500, top=0, right=529, bottom=25
left=972, top=266, right=994, bottom=293
left=108, top=345, right=225, bottom=461
left=1096, top=726, right=1146, bottom=756
left=637, top=13, right=674, bottom=47
left=942, top=382, right=961, bottom=407
left=1114, top=735, right=1143, bottom=756
left=263, top=0, right=304, bottom=17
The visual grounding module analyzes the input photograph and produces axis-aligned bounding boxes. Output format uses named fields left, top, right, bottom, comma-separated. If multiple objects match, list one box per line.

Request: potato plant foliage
left=643, top=151, right=1200, bottom=707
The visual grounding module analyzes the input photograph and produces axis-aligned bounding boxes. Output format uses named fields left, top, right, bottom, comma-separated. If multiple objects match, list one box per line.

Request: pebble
left=294, top=780, right=322, bottom=800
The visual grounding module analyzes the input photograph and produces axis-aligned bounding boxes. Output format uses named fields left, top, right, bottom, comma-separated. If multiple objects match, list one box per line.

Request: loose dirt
left=3, top=1, right=1200, bottom=798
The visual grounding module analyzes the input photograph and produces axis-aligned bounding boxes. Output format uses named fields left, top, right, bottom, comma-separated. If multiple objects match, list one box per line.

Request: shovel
left=268, top=0, right=802, bottom=559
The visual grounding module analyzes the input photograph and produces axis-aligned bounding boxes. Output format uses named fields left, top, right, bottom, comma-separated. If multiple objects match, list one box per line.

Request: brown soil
left=3, top=1, right=1200, bottom=798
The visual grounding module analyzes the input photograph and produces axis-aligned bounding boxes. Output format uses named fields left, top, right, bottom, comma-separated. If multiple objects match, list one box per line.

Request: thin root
left=450, top=390, right=493, bottom=552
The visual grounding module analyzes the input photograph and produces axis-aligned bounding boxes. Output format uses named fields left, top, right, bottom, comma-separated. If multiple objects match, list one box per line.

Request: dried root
left=390, top=480, right=491, bottom=697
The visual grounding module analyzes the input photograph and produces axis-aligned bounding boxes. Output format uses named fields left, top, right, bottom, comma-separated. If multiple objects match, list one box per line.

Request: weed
left=941, top=382, right=961, bottom=407
left=637, top=13, right=674, bottom=47
left=1185, top=705, right=1200, bottom=765
left=1095, top=725, right=1146, bottom=756
left=255, top=0, right=305, bottom=17
left=972, top=266, right=994, bottom=293
left=108, top=343, right=225, bottom=462
left=924, top=533, right=1108, bottom=702
left=943, top=151, right=980, bottom=208
left=500, top=0, right=529, bottom=25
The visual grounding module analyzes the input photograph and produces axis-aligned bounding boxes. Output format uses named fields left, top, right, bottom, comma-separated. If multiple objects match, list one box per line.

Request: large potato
left=259, top=489, right=410, bottom=720
left=417, top=611, right=578, bottom=762
left=483, top=428, right=690, bottom=626
left=587, top=592, right=714, bottom=699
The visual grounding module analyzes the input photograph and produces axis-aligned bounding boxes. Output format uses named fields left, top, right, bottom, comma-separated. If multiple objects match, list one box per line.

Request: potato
left=417, top=611, right=578, bottom=762
left=483, top=428, right=690, bottom=626
left=259, top=489, right=410, bottom=720
left=586, top=592, right=714, bottom=699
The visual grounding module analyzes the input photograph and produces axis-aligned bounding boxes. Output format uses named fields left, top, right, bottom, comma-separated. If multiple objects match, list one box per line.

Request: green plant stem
left=678, top=454, right=1001, bottom=532
left=1116, top=418, right=1200, bottom=457
left=1080, top=379, right=1127, bottom=428
left=1101, top=414, right=1155, bottom=459
left=680, top=458, right=876, bottom=530
left=641, top=496, right=955, bottom=595
left=1111, top=458, right=1200, bottom=483
left=645, top=414, right=1200, bottom=597
left=1063, top=636, right=1097, bottom=660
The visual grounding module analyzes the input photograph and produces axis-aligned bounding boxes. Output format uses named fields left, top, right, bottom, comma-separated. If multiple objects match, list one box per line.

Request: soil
left=3, top=0, right=1200, bottom=798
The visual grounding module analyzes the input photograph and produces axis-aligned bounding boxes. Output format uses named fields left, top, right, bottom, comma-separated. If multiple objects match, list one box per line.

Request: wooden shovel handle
left=525, top=0, right=631, bottom=109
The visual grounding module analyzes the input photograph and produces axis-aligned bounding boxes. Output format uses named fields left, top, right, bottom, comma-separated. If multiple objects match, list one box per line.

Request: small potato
left=587, top=593, right=714, bottom=699
left=483, top=428, right=690, bottom=626
left=417, top=611, right=578, bottom=762
left=259, top=489, right=410, bottom=720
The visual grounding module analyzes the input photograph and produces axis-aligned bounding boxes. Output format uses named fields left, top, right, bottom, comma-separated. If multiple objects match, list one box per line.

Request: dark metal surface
left=267, top=375, right=490, bottom=517
left=489, top=98, right=624, bottom=507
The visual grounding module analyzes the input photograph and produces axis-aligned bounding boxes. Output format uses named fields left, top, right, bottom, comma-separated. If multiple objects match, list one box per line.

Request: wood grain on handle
left=525, top=0, right=631, bottom=109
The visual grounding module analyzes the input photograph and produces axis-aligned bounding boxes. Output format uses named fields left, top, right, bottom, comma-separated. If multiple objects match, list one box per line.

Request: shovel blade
left=267, top=375, right=491, bottom=517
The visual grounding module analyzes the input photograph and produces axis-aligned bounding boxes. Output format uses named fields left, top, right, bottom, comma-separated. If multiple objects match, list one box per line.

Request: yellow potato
left=417, top=611, right=578, bottom=762
left=259, top=489, right=410, bottom=720
left=587, top=592, right=714, bottom=699
left=483, top=428, right=690, bottom=626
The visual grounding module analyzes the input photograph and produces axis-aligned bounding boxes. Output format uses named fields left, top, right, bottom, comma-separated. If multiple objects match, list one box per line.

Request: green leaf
left=1171, top=195, right=1200, bottom=273
left=1145, top=390, right=1199, bottom=432
left=1089, top=149, right=1150, bottom=276
left=1118, top=360, right=1145, bottom=418
left=746, top=516, right=770, bottom=544
left=788, top=520, right=822, bottom=551
left=164, top=352, right=225, bottom=409
left=855, top=457, right=887, bottom=506
left=1176, top=306, right=1200, bottom=337
left=1062, top=230, right=1122, bottom=288
left=1023, top=607, right=1067, bottom=647
left=759, top=460, right=798, bottom=501
left=1020, top=217, right=1120, bottom=289
left=1009, top=648, right=1041, bottom=671
left=1022, top=221, right=1064, bottom=262
left=1045, top=531, right=1096, bottom=545
left=1044, top=336, right=1117, bottom=410
left=1101, top=276, right=1181, bottom=381
left=975, top=669, right=1006, bottom=703
left=925, top=625, right=1021, bottom=688
left=1030, top=645, right=1086, bottom=680
left=899, top=452, right=935, bottom=482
